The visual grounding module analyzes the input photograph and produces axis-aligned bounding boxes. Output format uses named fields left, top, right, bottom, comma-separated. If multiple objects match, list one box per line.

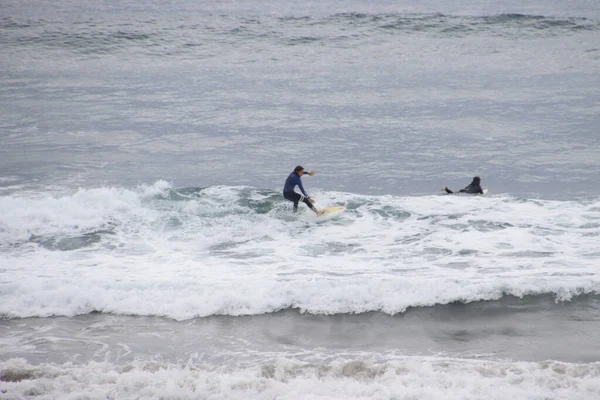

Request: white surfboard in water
left=317, top=206, right=345, bottom=217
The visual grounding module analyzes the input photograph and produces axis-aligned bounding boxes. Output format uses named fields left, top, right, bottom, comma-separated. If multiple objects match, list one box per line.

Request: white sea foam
left=1, top=356, right=598, bottom=400
left=1, top=182, right=599, bottom=319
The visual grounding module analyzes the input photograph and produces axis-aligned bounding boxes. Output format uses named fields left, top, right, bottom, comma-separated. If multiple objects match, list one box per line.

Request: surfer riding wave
left=283, top=166, right=323, bottom=215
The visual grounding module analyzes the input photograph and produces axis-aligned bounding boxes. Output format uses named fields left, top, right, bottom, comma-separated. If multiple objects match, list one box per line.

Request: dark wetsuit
left=283, top=172, right=316, bottom=211
left=444, top=177, right=484, bottom=194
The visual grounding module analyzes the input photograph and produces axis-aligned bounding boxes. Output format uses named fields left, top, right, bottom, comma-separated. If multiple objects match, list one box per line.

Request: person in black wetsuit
left=283, top=166, right=320, bottom=214
left=442, top=176, right=484, bottom=194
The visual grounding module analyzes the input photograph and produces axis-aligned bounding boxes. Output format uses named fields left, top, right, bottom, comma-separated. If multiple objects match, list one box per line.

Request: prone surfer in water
left=442, top=176, right=484, bottom=195
left=283, top=166, right=323, bottom=214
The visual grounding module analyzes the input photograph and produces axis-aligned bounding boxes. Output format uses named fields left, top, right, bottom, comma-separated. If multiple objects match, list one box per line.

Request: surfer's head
left=294, top=166, right=304, bottom=174
left=472, top=176, right=481, bottom=185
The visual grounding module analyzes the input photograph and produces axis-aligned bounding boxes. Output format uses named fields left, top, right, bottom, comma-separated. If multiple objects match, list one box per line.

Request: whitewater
left=2, top=0, right=600, bottom=398
left=1, top=183, right=600, bottom=399
left=1, top=181, right=600, bottom=321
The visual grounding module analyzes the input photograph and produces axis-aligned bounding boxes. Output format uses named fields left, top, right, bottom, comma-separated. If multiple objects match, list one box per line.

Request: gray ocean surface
left=2, top=0, right=600, bottom=197
left=1, top=0, right=600, bottom=399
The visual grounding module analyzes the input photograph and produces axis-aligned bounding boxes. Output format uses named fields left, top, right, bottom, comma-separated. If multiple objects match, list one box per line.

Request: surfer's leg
left=303, top=198, right=315, bottom=211
left=301, top=197, right=317, bottom=213
left=284, top=192, right=301, bottom=211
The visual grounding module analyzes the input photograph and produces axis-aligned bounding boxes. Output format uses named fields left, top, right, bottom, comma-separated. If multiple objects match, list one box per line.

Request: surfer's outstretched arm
left=441, top=186, right=453, bottom=194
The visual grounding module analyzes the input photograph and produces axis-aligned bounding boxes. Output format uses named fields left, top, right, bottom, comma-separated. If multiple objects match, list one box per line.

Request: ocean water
left=1, top=0, right=600, bottom=399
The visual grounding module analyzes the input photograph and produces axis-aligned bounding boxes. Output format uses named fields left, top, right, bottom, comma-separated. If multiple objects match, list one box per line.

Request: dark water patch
left=484, top=13, right=546, bottom=22
left=396, top=233, right=427, bottom=244
left=468, top=220, right=513, bottom=232
left=326, top=13, right=387, bottom=30
left=239, top=198, right=280, bottom=214
left=260, top=360, right=388, bottom=380
left=160, top=188, right=200, bottom=201
left=371, top=206, right=411, bottom=220
left=371, top=13, right=600, bottom=38
left=457, top=249, right=478, bottom=256
left=582, top=231, right=600, bottom=237
left=444, top=261, right=470, bottom=269
left=4, top=294, right=600, bottom=365
left=229, top=26, right=248, bottom=35
left=440, top=23, right=474, bottom=36
left=163, top=216, right=183, bottom=229
left=424, top=293, right=594, bottom=317
left=6, top=27, right=161, bottom=55
left=417, top=213, right=465, bottom=221
left=482, top=14, right=599, bottom=34
left=422, top=247, right=453, bottom=256
left=167, top=187, right=206, bottom=199
left=445, top=223, right=469, bottom=231
left=208, top=239, right=250, bottom=252
left=0, top=17, right=38, bottom=29
left=0, top=369, right=36, bottom=382
left=379, top=14, right=446, bottom=33
left=324, top=241, right=362, bottom=254
left=3, top=12, right=598, bottom=60
left=531, top=227, right=565, bottom=237
left=446, top=213, right=466, bottom=220
left=579, top=222, right=600, bottom=229
left=29, top=229, right=114, bottom=251
left=324, top=270, right=366, bottom=278
left=209, top=237, right=274, bottom=259
left=342, top=199, right=373, bottom=211
left=287, top=36, right=320, bottom=45
left=277, top=16, right=312, bottom=22
left=513, top=198, right=546, bottom=207
left=32, top=233, right=102, bottom=251
left=330, top=12, right=373, bottom=21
